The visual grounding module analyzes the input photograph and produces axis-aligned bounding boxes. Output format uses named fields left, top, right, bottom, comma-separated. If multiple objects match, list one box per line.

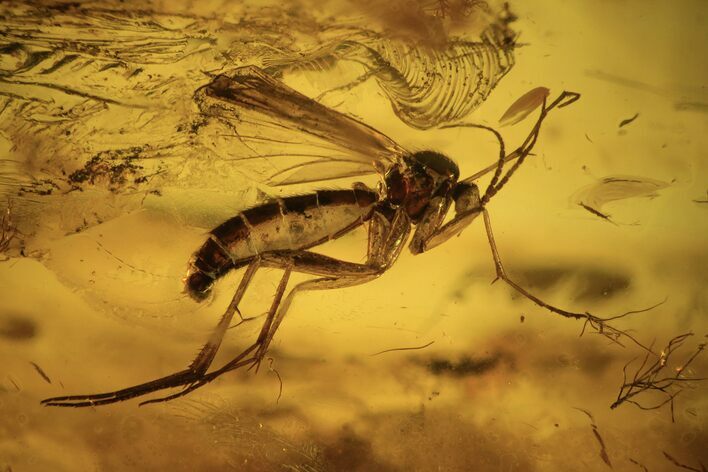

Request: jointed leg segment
left=41, top=259, right=262, bottom=407
left=481, top=209, right=654, bottom=352
left=482, top=209, right=588, bottom=321
left=42, top=209, right=410, bottom=407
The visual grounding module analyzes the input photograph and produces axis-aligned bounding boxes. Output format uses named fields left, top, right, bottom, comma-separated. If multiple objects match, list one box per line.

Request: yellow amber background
left=0, top=1, right=706, bottom=470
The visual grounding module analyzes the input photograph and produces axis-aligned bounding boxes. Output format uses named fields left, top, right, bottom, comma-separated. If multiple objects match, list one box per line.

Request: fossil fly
left=42, top=66, right=581, bottom=407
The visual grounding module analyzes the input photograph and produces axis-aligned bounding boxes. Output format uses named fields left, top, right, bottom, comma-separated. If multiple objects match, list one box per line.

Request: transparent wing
left=194, top=66, right=408, bottom=186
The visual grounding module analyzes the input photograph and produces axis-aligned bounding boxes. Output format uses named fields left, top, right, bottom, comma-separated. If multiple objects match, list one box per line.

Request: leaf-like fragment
left=499, top=87, right=550, bottom=127
left=572, top=175, right=670, bottom=214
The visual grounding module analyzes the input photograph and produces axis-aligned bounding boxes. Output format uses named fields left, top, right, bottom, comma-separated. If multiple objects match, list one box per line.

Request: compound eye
left=453, top=183, right=481, bottom=214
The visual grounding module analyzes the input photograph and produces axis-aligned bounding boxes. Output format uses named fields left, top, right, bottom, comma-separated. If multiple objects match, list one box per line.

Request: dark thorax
left=384, top=150, right=460, bottom=223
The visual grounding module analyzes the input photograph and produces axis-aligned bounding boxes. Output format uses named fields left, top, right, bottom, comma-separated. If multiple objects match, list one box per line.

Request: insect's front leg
left=408, top=196, right=450, bottom=255
left=481, top=209, right=653, bottom=351
left=408, top=196, right=482, bottom=255
left=481, top=208, right=593, bottom=319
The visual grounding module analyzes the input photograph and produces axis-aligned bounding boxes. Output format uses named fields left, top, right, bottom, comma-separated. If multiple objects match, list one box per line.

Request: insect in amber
left=42, top=66, right=582, bottom=407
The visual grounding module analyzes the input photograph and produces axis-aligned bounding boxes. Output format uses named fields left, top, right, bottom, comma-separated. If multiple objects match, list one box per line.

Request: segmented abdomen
left=185, top=188, right=378, bottom=300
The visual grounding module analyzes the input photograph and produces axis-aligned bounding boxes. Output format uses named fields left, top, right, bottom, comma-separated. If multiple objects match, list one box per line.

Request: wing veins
left=195, top=66, right=408, bottom=185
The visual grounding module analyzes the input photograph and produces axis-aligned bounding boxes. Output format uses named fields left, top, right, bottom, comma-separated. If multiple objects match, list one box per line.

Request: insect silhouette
left=42, top=66, right=585, bottom=407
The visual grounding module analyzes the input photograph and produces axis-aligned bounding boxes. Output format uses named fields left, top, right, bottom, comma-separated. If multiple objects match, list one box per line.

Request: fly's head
left=404, top=153, right=484, bottom=255
left=388, top=151, right=460, bottom=222
left=451, top=180, right=482, bottom=215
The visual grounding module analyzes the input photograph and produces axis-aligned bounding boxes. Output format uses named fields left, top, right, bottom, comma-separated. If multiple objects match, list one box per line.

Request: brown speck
left=372, top=340, right=434, bottom=356
left=579, top=202, right=615, bottom=224
left=619, top=113, right=639, bottom=128
left=30, top=362, right=52, bottom=384
left=427, top=353, right=502, bottom=377
left=575, top=408, right=613, bottom=468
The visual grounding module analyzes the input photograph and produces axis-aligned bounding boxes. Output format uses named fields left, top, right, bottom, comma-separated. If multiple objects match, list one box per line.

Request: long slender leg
left=238, top=274, right=378, bottom=375
left=482, top=209, right=587, bottom=319
left=43, top=209, right=410, bottom=407
left=253, top=266, right=292, bottom=362
left=481, top=209, right=653, bottom=351
left=140, top=266, right=293, bottom=405
left=260, top=274, right=378, bottom=359
left=150, top=272, right=382, bottom=405
left=136, top=209, right=411, bottom=403
left=481, top=209, right=587, bottom=320
left=189, top=259, right=261, bottom=375
left=253, top=208, right=410, bottom=364
left=138, top=258, right=396, bottom=404
left=41, top=259, right=262, bottom=407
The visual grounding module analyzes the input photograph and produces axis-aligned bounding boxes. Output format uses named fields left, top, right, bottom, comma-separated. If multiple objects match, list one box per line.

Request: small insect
left=42, top=66, right=581, bottom=407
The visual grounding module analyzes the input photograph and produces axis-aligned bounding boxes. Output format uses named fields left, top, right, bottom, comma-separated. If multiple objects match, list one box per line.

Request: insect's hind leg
left=193, top=210, right=412, bottom=382
left=141, top=254, right=390, bottom=404
left=140, top=265, right=294, bottom=405
left=188, top=259, right=262, bottom=376
left=201, top=272, right=381, bottom=389
left=252, top=209, right=411, bottom=362
left=259, top=272, right=379, bottom=365
left=41, top=258, right=262, bottom=408
left=43, top=209, right=409, bottom=406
